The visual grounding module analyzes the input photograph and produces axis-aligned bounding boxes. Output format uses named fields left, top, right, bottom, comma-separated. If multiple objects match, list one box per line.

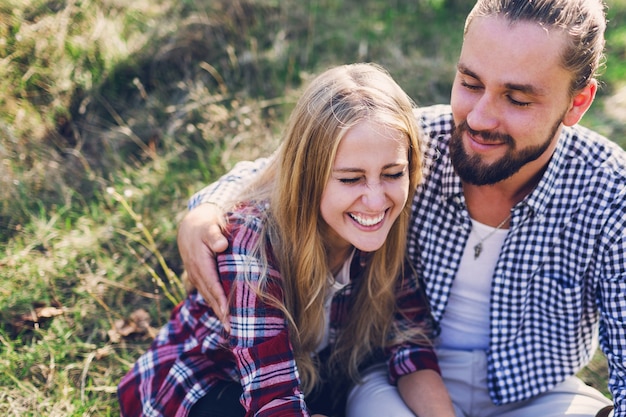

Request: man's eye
left=461, top=81, right=482, bottom=91
left=508, top=96, right=531, bottom=107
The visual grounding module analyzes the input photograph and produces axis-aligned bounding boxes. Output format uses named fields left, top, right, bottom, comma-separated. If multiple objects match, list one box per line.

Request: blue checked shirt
left=190, top=104, right=626, bottom=415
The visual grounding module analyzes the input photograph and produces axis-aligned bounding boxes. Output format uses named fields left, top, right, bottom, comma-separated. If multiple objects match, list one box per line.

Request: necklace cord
left=473, top=213, right=512, bottom=259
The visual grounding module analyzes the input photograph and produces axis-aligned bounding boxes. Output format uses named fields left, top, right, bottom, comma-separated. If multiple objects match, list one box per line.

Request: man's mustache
left=457, top=121, right=514, bottom=145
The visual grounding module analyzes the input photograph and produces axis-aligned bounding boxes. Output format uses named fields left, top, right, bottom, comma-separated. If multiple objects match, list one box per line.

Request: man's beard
left=449, top=119, right=562, bottom=185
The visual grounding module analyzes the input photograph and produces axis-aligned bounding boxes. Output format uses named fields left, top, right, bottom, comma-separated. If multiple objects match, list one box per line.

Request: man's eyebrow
left=457, top=64, right=480, bottom=80
left=503, top=81, right=544, bottom=96
left=457, top=63, right=544, bottom=96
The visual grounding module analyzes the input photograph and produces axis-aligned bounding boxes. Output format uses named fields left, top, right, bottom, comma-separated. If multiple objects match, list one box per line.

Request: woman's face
left=320, top=120, right=411, bottom=256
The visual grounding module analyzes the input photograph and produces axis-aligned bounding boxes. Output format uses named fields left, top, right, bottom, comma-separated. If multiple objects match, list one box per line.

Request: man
left=176, top=0, right=624, bottom=416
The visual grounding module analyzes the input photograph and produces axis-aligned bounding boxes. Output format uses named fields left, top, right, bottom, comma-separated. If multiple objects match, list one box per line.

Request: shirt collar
left=519, top=127, right=571, bottom=217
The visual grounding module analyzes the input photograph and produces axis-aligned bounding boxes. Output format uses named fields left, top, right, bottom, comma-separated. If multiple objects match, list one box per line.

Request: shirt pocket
left=529, top=271, right=585, bottom=323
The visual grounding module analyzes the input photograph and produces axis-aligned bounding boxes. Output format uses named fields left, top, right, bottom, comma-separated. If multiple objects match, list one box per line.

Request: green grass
left=0, top=0, right=623, bottom=414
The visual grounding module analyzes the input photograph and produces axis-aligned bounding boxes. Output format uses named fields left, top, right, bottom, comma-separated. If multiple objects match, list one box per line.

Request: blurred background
left=0, top=0, right=623, bottom=415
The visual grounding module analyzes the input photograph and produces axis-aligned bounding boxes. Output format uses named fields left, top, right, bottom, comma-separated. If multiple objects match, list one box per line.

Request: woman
left=118, top=63, right=454, bottom=417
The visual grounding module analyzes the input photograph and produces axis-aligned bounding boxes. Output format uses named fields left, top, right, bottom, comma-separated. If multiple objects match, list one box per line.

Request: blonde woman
left=118, top=63, right=454, bottom=417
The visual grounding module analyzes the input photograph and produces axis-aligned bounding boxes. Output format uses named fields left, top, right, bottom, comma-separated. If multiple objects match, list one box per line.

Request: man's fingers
left=206, top=279, right=230, bottom=332
left=184, top=253, right=231, bottom=332
left=206, top=223, right=229, bottom=253
left=191, top=274, right=230, bottom=331
left=177, top=203, right=231, bottom=330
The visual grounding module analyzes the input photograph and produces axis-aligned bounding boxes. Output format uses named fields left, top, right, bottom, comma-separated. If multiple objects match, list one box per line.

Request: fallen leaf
left=108, top=308, right=157, bottom=342
left=95, top=345, right=113, bottom=360
left=3, top=302, right=66, bottom=335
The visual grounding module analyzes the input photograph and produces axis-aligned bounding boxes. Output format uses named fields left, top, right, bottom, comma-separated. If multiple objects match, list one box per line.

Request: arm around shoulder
left=179, top=154, right=274, bottom=326
left=188, top=156, right=273, bottom=209
left=177, top=203, right=230, bottom=325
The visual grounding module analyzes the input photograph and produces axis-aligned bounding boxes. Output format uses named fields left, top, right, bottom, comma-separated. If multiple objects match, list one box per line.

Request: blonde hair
left=234, top=63, right=424, bottom=393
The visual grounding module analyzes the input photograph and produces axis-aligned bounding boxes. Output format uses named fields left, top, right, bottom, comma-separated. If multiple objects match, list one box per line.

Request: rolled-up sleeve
left=386, top=267, right=440, bottom=385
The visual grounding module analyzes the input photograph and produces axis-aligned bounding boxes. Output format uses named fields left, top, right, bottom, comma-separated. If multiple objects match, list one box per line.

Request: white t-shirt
left=437, top=219, right=508, bottom=350
left=316, top=250, right=353, bottom=352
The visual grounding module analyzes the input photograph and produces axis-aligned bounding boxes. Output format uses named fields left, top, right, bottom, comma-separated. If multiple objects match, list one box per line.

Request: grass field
left=0, top=0, right=624, bottom=415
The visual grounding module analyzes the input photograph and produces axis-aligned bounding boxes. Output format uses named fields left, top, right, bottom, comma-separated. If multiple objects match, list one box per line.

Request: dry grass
left=0, top=0, right=623, bottom=414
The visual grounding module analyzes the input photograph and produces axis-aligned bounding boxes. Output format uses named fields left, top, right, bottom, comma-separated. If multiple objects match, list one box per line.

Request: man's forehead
left=460, top=16, right=570, bottom=92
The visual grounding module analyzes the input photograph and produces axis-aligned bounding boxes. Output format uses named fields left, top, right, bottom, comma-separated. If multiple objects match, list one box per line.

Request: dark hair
left=465, top=0, right=607, bottom=94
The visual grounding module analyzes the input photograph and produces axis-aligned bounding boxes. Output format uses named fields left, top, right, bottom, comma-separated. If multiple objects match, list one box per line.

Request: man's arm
left=178, top=157, right=272, bottom=327
left=187, top=157, right=273, bottom=209
left=600, top=228, right=626, bottom=417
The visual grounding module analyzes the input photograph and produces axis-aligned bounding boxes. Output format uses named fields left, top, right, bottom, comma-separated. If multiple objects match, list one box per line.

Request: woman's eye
left=384, top=171, right=405, bottom=180
left=338, top=177, right=361, bottom=184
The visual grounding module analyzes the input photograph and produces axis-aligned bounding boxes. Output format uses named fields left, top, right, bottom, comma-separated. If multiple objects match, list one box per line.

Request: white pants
left=347, top=349, right=611, bottom=417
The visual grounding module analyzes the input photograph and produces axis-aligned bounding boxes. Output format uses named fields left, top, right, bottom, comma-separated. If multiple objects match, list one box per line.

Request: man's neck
left=462, top=133, right=559, bottom=225
left=463, top=163, right=547, bottom=226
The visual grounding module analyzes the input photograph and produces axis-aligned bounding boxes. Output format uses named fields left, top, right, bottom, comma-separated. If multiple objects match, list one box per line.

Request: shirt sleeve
left=386, top=266, right=440, bottom=385
left=188, top=156, right=273, bottom=210
left=219, top=212, right=309, bottom=417
left=598, top=208, right=626, bottom=417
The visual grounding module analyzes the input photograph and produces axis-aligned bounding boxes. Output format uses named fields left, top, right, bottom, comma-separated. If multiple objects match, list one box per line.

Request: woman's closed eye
left=338, top=177, right=363, bottom=184
left=338, top=170, right=406, bottom=184
left=383, top=170, right=406, bottom=180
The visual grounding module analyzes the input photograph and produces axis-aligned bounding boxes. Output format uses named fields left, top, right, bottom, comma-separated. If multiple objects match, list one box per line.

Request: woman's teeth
left=349, top=212, right=384, bottom=226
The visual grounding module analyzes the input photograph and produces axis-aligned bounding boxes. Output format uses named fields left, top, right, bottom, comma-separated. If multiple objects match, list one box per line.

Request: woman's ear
left=562, top=79, right=597, bottom=127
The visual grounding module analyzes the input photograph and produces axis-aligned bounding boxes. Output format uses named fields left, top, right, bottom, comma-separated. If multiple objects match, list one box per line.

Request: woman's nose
left=361, top=182, right=386, bottom=210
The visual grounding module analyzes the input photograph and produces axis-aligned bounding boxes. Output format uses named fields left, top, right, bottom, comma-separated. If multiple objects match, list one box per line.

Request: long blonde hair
left=235, top=63, right=423, bottom=393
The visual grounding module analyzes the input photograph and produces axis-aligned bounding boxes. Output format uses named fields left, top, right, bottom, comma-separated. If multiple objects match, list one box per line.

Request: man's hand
left=177, top=203, right=230, bottom=330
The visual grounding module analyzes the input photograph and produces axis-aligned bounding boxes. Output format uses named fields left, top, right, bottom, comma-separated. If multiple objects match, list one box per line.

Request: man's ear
left=562, top=79, right=597, bottom=127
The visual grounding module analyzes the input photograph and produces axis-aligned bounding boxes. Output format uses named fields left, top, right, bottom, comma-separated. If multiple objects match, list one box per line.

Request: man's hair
left=465, top=0, right=607, bottom=94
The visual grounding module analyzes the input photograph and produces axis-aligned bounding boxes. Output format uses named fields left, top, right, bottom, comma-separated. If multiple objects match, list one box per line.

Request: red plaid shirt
left=118, top=203, right=439, bottom=417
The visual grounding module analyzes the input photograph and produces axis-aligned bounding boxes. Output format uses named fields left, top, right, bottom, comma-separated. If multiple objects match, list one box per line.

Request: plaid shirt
left=118, top=204, right=438, bottom=417
left=193, top=105, right=626, bottom=415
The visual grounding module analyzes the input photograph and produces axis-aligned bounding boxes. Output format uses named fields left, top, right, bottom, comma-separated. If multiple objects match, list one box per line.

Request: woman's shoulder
left=220, top=201, right=282, bottom=290
left=223, top=201, right=270, bottom=253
